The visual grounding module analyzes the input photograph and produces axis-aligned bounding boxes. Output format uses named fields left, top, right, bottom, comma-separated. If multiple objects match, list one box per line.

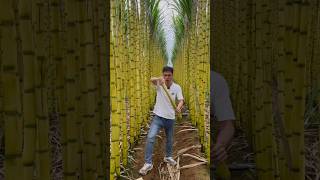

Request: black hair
left=162, top=66, right=174, bottom=74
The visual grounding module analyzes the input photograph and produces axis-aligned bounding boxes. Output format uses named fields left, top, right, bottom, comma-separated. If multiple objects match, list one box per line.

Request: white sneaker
left=139, top=163, right=153, bottom=175
left=164, top=157, right=177, bottom=166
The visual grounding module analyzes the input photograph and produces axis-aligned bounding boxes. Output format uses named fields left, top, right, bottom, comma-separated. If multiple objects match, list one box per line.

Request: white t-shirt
left=153, top=82, right=184, bottom=119
left=211, top=70, right=235, bottom=121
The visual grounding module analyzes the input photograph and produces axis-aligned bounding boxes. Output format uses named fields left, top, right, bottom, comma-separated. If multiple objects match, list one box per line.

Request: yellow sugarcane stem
left=160, top=84, right=182, bottom=121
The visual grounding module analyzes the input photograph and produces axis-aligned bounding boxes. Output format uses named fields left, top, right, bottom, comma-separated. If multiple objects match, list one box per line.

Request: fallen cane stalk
left=175, top=145, right=202, bottom=159
left=182, top=153, right=208, bottom=162
left=190, top=153, right=203, bottom=159
left=175, top=125, right=194, bottom=128
left=119, top=175, right=134, bottom=180
left=167, top=163, right=175, bottom=179
left=179, top=162, right=207, bottom=170
left=156, top=135, right=163, bottom=140
left=176, top=128, right=198, bottom=134
left=128, top=156, right=136, bottom=163
left=158, top=164, right=162, bottom=180
left=177, top=156, right=180, bottom=180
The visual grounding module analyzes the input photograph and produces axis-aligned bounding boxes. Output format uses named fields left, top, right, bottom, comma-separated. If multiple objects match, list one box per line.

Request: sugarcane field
left=110, top=0, right=320, bottom=179
left=110, top=0, right=211, bottom=179
left=0, top=0, right=320, bottom=180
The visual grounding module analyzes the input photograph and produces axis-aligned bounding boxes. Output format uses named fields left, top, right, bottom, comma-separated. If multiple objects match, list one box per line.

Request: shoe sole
left=139, top=165, right=153, bottom=176
left=164, top=159, right=176, bottom=166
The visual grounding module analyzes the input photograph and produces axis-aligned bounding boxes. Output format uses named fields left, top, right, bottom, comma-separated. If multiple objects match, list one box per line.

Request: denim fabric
left=144, top=115, right=175, bottom=164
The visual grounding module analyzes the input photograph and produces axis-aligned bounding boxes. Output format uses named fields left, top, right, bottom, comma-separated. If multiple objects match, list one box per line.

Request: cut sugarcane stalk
left=160, top=83, right=183, bottom=121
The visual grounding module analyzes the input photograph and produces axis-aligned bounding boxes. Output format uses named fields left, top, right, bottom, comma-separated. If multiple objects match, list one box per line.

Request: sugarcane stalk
left=160, top=83, right=182, bottom=121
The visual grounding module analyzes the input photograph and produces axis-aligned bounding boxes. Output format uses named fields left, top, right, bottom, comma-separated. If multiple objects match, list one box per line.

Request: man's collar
left=166, top=82, right=173, bottom=89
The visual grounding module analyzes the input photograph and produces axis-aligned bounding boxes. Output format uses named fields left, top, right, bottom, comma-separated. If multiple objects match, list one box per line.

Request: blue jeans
left=145, top=115, right=175, bottom=164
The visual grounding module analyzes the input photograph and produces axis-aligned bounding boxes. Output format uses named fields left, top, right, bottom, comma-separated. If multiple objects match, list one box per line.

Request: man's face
left=163, top=71, right=173, bottom=83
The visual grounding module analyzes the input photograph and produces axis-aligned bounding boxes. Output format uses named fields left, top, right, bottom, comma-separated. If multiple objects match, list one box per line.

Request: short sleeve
left=176, top=86, right=184, bottom=100
left=211, top=71, right=235, bottom=121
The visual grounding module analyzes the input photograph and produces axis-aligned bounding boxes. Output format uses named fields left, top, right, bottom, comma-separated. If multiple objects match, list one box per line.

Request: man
left=211, top=70, right=235, bottom=175
left=139, top=66, right=184, bottom=176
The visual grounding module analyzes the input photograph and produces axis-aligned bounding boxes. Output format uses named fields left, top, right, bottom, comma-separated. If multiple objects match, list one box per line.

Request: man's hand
left=211, top=120, right=234, bottom=165
left=159, top=77, right=165, bottom=85
left=212, top=143, right=228, bottom=164
left=150, top=77, right=164, bottom=85
left=176, top=100, right=183, bottom=113
left=175, top=106, right=181, bottom=113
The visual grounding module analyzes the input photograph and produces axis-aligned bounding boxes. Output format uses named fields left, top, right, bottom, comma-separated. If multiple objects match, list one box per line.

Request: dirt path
left=126, top=114, right=210, bottom=180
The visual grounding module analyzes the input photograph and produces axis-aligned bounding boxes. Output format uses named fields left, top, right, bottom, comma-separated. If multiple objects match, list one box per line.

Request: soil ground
left=125, top=114, right=210, bottom=180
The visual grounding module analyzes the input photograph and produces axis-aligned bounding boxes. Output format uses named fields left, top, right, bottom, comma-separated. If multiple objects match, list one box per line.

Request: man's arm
left=176, top=86, right=184, bottom=113
left=212, top=120, right=235, bottom=163
left=176, top=99, right=184, bottom=113
left=211, top=71, right=236, bottom=163
left=216, top=120, right=235, bottom=146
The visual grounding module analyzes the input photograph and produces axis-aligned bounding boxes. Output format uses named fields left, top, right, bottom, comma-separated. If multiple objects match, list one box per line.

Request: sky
left=136, top=0, right=177, bottom=65
left=159, top=0, right=177, bottom=66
